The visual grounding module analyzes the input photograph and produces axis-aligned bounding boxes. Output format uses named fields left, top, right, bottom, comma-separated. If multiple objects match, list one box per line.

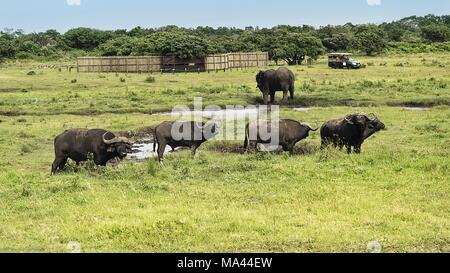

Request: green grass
left=0, top=53, right=449, bottom=252
left=0, top=53, right=449, bottom=116
left=0, top=107, right=448, bottom=252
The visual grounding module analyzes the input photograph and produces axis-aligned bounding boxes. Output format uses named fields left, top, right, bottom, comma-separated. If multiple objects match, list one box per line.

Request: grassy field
left=0, top=54, right=449, bottom=116
left=0, top=54, right=449, bottom=252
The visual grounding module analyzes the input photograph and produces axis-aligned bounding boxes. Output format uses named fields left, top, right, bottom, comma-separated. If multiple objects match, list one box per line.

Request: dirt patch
left=0, top=111, right=27, bottom=117
left=387, top=101, right=448, bottom=108
left=293, top=107, right=311, bottom=112
left=207, top=142, right=247, bottom=154
left=402, top=107, right=431, bottom=111
left=207, top=141, right=318, bottom=155
left=0, top=88, right=23, bottom=93
left=117, top=126, right=155, bottom=141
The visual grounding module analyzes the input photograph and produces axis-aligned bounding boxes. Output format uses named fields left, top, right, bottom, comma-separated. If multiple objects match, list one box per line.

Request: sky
left=0, top=0, right=449, bottom=33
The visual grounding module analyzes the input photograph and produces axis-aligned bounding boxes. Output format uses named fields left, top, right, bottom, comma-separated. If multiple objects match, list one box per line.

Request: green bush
left=144, top=76, right=155, bottom=83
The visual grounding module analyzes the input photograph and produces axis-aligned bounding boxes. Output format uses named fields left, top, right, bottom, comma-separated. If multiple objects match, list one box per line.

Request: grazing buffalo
left=320, top=113, right=386, bottom=154
left=153, top=121, right=218, bottom=162
left=51, top=129, right=134, bottom=174
left=244, top=119, right=318, bottom=154
left=256, top=67, right=295, bottom=105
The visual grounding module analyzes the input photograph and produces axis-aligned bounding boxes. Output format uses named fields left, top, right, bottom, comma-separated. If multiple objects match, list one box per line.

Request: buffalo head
left=256, top=71, right=265, bottom=91
left=102, top=133, right=134, bottom=159
left=344, top=113, right=370, bottom=128
left=367, top=113, right=386, bottom=132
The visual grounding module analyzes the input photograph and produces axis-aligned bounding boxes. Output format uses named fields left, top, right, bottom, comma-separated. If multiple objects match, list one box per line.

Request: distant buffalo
left=153, top=121, right=218, bottom=162
left=52, top=129, right=133, bottom=174
left=256, top=67, right=295, bottom=105
left=321, top=113, right=386, bottom=153
left=244, top=119, right=317, bottom=154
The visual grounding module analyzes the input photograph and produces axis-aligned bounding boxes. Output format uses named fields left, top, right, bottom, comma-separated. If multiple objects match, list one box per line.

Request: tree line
left=1, top=14, right=449, bottom=64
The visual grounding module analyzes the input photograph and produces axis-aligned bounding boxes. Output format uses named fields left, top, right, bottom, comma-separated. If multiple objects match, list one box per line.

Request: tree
left=1, top=14, right=449, bottom=61
left=128, top=26, right=154, bottom=37
left=323, top=33, right=354, bottom=52
left=421, top=24, right=450, bottom=43
left=99, top=36, right=140, bottom=56
left=0, top=33, right=16, bottom=61
left=148, top=31, right=209, bottom=58
left=64, top=28, right=113, bottom=50
left=354, top=26, right=387, bottom=55
left=270, top=31, right=325, bottom=65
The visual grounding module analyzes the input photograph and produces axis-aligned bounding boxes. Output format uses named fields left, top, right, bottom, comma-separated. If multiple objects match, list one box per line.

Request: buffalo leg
left=253, top=141, right=258, bottom=151
left=289, top=85, right=295, bottom=101
left=321, top=139, right=331, bottom=150
left=52, top=156, right=67, bottom=175
left=244, top=135, right=249, bottom=151
left=157, top=142, right=166, bottom=162
left=346, top=145, right=352, bottom=154
left=263, top=92, right=269, bottom=105
left=282, top=90, right=289, bottom=102
left=270, top=92, right=276, bottom=104
left=93, top=154, right=107, bottom=166
left=282, top=144, right=294, bottom=155
left=59, top=158, right=68, bottom=170
left=51, top=161, right=58, bottom=175
left=245, top=140, right=257, bottom=153
left=289, top=144, right=295, bottom=155
left=191, top=145, right=199, bottom=156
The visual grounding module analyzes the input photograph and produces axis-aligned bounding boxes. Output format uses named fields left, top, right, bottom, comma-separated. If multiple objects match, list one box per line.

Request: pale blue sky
left=1, top=0, right=449, bottom=33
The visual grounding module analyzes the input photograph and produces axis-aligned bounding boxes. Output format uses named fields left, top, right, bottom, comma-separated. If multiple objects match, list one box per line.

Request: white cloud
left=67, top=0, right=81, bottom=6
left=367, top=0, right=381, bottom=6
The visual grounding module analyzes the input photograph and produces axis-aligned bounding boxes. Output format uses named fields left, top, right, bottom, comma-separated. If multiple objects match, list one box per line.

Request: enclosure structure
left=77, top=56, right=162, bottom=73
left=77, top=52, right=268, bottom=73
left=228, top=52, right=269, bottom=68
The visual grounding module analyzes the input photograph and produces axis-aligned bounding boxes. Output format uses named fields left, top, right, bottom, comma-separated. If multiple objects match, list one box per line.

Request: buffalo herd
left=51, top=68, right=386, bottom=174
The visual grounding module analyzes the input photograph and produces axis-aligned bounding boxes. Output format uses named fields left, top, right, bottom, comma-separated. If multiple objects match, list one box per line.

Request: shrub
left=144, top=76, right=155, bottom=83
left=20, top=144, right=32, bottom=154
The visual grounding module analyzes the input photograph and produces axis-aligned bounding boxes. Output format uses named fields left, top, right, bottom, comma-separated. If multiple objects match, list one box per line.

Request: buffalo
left=320, top=113, right=386, bottom=153
left=256, top=67, right=295, bottom=105
left=153, top=121, right=218, bottom=162
left=244, top=119, right=317, bottom=154
left=51, top=129, right=134, bottom=174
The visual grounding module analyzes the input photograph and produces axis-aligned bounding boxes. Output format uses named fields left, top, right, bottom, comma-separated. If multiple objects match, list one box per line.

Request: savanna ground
left=0, top=54, right=449, bottom=252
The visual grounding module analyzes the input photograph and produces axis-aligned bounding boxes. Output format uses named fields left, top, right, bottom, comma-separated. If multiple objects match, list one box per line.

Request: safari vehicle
left=328, top=53, right=362, bottom=69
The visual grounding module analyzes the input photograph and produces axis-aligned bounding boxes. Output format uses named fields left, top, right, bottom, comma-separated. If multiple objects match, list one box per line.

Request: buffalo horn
left=344, top=115, right=354, bottom=125
left=102, top=133, right=134, bottom=145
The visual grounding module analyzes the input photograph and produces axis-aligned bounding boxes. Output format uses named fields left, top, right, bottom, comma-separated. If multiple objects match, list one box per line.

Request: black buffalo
left=153, top=121, right=218, bottom=162
left=51, top=129, right=133, bottom=174
left=256, top=67, right=295, bottom=105
left=320, top=113, right=386, bottom=154
left=244, top=119, right=317, bottom=154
